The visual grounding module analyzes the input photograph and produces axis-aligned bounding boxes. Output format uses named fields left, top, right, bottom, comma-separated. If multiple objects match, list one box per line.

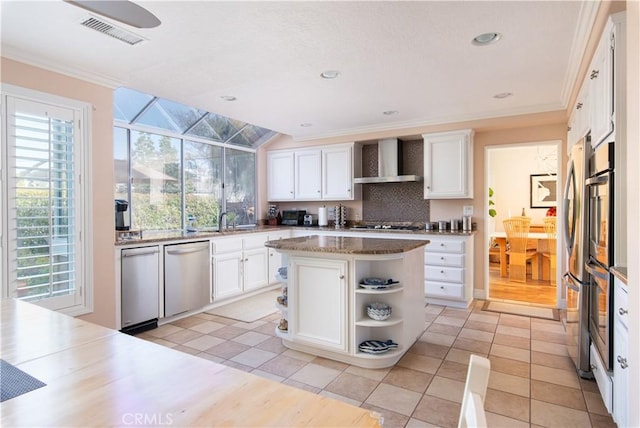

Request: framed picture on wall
left=530, top=174, right=557, bottom=208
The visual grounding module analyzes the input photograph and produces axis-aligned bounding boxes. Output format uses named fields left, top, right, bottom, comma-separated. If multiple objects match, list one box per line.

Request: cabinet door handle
left=617, top=355, right=628, bottom=369
left=618, top=307, right=628, bottom=315
left=440, top=286, right=444, bottom=289
left=440, top=243, right=445, bottom=247
left=590, top=69, right=599, bottom=79
left=576, top=102, right=583, bottom=110
left=339, top=275, right=344, bottom=279
left=440, top=270, right=445, bottom=274
left=440, top=257, right=445, bottom=260
left=347, top=189, right=351, bottom=192
left=245, top=258, right=249, bottom=262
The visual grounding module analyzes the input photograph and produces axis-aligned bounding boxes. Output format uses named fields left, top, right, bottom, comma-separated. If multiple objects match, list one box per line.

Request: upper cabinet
left=267, top=143, right=355, bottom=202
left=567, top=76, right=590, bottom=153
left=423, top=129, right=474, bottom=199
left=267, top=150, right=295, bottom=200
left=589, top=16, right=616, bottom=148
left=567, top=13, right=624, bottom=152
left=294, top=149, right=322, bottom=200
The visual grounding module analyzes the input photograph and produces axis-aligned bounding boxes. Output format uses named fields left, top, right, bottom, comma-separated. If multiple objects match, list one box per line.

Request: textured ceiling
left=1, top=1, right=594, bottom=140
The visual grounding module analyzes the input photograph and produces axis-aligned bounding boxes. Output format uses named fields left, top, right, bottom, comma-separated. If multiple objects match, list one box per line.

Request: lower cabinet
left=612, top=276, right=628, bottom=427
left=424, top=234, right=474, bottom=308
left=281, top=247, right=425, bottom=368
left=211, top=233, right=269, bottom=300
left=288, top=257, right=348, bottom=352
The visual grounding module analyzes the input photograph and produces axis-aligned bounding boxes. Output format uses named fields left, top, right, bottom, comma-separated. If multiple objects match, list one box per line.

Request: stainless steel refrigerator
left=562, top=137, right=592, bottom=378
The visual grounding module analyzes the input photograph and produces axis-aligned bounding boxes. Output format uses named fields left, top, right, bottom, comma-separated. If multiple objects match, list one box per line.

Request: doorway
left=485, top=142, right=562, bottom=307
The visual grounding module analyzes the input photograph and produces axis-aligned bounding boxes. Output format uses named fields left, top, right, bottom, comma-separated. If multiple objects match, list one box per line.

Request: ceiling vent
left=80, top=16, right=146, bottom=46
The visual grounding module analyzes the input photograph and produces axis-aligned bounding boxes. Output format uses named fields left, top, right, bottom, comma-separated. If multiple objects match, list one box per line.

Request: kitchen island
left=265, top=235, right=429, bottom=368
left=0, top=299, right=381, bottom=427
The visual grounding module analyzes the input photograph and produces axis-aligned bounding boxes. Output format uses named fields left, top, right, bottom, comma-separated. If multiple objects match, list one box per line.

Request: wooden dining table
left=0, top=299, right=381, bottom=427
left=490, top=231, right=551, bottom=279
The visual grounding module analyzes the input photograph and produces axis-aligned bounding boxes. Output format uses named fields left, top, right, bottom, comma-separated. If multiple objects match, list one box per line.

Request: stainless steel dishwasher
left=164, top=241, right=211, bottom=317
left=121, top=246, right=160, bottom=333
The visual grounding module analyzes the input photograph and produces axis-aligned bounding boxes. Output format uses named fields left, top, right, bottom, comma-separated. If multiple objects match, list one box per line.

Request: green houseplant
left=488, top=187, right=497, bottom=218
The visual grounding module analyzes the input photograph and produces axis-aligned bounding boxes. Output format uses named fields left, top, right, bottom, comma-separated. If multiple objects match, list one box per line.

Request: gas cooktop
left=350, top=224, right=421, bottom=232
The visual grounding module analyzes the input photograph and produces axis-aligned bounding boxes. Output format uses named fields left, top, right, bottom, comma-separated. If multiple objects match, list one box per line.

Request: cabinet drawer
left=425, top=266, right=464, bottom=283
left=425, top=253, right=464, bottom=267
left=426, top=240, right=465, bottom=254
left=614, top=280, right=628, bottom=328
left=211, top=238, right=243, bottom=254
left=590, top=344, right=613, bottom=413
left=425, top=281, right=463, bottom=299
left=243, top=234, right=268, bottom=250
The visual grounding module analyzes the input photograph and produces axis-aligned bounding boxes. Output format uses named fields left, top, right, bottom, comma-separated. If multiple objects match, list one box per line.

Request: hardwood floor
left=488, top=263, right=557, bottom=306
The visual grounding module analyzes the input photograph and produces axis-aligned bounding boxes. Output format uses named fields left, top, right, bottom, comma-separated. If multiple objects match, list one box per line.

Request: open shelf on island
left=355, top=285, right=403, bottom=294
left=355, top=316, right=403, bottom=327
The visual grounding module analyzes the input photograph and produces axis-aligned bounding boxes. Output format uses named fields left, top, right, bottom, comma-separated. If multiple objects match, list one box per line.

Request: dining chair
left=458, top=354, right=491, bottom=428
left=541, top=217, right=557, bottom=285
left=503, top=216, right=539, bottom=283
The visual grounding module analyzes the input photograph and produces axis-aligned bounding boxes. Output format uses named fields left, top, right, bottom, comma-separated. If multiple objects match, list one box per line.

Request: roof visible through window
left=113, top=87, right=277, bottom=149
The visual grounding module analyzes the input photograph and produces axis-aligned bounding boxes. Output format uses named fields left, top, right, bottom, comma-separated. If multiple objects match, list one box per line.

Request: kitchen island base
left=265, top=235, right=429, bottom=369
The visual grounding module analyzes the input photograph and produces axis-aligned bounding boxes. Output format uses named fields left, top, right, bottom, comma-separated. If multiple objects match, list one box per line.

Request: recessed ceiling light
left=300, top=123, right=313, bottom=127
left=472, top=32, right=501, bottom=46
left=382, top=110, right=399, bottom=116
left=320, top=70, right=340, bottom=79
left=493, top=92, right=513, bottom=99
left=220, top=95, right=237, bottom=101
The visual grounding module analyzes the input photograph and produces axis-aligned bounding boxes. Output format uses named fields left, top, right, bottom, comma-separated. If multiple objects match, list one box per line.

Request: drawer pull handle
left=440, top=257, right=445, bottom=260
left=590, top=69, right=599, bottom=79
left=440, top=270, right=445, bottom=274
left=617, top=355, right=628, bottom=369
left=440, top=243, right=445, bottom=247
left=618, top=308, right=628, bottom=315
left=440, top=286, right=444, bottom=289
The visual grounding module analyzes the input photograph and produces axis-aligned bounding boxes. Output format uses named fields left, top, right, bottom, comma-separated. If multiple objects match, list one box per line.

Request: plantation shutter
left=6, top=96, right=83, bottom=309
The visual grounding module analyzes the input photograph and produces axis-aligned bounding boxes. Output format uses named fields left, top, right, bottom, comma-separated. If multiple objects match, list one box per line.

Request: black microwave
left=281, top=210, right=306, bottom=226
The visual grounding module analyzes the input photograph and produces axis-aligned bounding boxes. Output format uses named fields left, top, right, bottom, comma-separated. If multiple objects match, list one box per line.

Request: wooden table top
left=0, top=299, right=381, bottom=427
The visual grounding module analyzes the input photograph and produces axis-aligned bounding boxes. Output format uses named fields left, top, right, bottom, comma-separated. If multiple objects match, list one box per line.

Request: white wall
left=488, top=144, right=558, bottom=232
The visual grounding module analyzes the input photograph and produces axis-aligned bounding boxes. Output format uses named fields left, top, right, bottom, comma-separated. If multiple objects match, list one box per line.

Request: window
left=2, top=86, right=92, bottom=315
left=113, top=87, right=270, bottom=231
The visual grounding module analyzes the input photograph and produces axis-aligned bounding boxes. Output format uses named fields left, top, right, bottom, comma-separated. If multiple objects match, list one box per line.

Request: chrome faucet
left=218, top=212, right=227, bottom=230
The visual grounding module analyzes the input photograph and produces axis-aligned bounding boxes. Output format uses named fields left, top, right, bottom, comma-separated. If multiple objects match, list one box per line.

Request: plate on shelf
left=358, top=339, right=398, bottom=354
left=359, top=282, right=399, bottom=290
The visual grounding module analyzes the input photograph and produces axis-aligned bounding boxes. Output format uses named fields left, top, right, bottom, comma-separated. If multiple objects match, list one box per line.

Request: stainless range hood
left=354, top=138, right=423, bottom=184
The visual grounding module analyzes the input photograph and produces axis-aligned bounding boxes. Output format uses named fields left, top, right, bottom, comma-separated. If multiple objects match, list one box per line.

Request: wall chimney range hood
left=354, top=138, right=422, bottom=184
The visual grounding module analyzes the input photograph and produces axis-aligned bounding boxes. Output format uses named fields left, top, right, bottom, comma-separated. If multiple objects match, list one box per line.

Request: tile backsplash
left=361, top=140, right=430, bottom=222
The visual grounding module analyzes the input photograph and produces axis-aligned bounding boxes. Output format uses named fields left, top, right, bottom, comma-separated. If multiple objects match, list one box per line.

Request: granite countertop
left=611, top=266, right=628, bottom=284
left=114, top=224, right=474, bottom=246
left=264, top=235, right=430, bottom=255
left=114, top=225, right=284, bottom=246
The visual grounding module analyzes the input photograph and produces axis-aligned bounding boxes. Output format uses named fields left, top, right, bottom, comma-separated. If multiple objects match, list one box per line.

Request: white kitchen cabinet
left=322, top=144, right=354, bottom=200
left=423, top=129, right=474, bottom=199
left=567, top=77, right=590, bottom=153
left=288, top=257, right=348, bottom=352
left=267, top=150, right=295, bottom=201
left=294, top=149, right=322, bottom=200
left=424, top=234, right=474, bottom=308
left=211, top=233, right=270, bottom=300
left=589, top=17, right=615, bottom=148
left=612, top=276, right=628, bottom=427
left=267, top=143, right=355, bottom=202
left=212, top=251, right=243, bottom=299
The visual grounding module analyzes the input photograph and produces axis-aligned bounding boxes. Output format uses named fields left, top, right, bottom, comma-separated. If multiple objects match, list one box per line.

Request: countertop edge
left=611, top=266, right=628, bottom=285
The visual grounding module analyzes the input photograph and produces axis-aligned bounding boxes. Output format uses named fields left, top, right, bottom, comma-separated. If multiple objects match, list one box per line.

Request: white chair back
left=458, top=354, right=491, bottom=428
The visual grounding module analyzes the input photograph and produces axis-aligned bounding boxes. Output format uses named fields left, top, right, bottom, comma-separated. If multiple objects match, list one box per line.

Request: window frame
left=115, top=120, right=257, bottom=231
left=1, top=84, right=93, bottom=316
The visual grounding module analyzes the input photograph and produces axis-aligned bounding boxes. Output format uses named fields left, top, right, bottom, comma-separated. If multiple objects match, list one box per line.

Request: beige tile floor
left=135, top=300, right=616, bottom=428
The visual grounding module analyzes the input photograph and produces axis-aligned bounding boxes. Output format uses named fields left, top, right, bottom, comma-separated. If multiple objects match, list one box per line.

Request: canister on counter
left=462, top=216, right=472, bottom=231
left=450, top=218, right=460, bottom=231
